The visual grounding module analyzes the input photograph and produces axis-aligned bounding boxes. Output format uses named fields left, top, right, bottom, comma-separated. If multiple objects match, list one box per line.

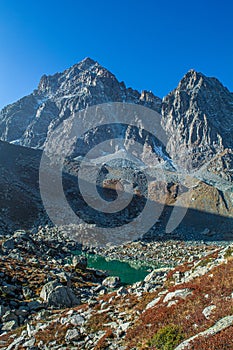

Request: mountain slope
left=0, top=141, right=43, bottom=234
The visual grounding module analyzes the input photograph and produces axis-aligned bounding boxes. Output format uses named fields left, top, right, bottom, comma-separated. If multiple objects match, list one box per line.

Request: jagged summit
left=175, top=69, right=231, bottom=97
left=0, top=58, right=162, bottom=148
left=36, top=57, right=109, bottom=97
left=64, top=56, right=99, bottom=75
left=161, top=67, right=233, bottom=171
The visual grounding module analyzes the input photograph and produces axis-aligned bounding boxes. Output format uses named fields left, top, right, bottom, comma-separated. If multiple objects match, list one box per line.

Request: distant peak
left=179, top=69, right=227, bottom=91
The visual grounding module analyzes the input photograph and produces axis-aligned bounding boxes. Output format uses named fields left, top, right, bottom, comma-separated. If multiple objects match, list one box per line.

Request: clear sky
left=0, top=0, right=232, bottom=109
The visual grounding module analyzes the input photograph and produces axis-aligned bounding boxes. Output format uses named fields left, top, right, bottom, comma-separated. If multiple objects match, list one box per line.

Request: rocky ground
left=0, top=228, right=232, bottom=349
left=86, top=239, right=222, bottom=269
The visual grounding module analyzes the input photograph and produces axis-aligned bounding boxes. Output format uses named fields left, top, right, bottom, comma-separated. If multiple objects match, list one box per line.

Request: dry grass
left=125, top=258, right=233, bottom=349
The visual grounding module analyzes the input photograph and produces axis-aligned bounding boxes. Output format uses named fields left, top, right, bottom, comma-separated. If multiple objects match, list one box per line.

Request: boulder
left=2, top=310, right=18, bottom=323
left=202, top=305, right=216, bottom=319
left=144, top=268, right=170, bottom=283
left=65, top=328, right=81, bottom=342
left=163, top=288, right=193, bottom=303
left=40, top=281, right=80, bottom=308
left=145, top=297, right=161, bottom=310
left=117, top=286, right=128, bottom=296
left=1, top=319, right=18, bottom=331
left=102, top=276, right=120, bottom=288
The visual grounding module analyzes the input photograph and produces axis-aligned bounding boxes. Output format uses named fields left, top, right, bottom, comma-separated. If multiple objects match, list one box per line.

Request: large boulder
left=163, top=288, right=193, bottom=303
left=1, top=320, right=18, bottom=331
left=65, top=328, right=81, bottom=343
left=102, top=276, right=120, bottom=289
left=40, top=281, right=80, bottom=308
left=144, top=268, right=171, bottom=283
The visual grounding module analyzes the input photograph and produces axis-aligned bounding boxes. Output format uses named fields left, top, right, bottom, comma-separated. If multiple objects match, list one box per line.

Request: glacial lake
left=73, top=251, right=151, bottom=285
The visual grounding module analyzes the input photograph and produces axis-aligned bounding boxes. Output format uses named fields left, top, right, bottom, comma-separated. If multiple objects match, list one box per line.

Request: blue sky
left=0, top=0, right=232, bottom=109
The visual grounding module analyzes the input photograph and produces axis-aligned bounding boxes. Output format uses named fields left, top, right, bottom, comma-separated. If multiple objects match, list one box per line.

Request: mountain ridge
left=0, top=58, right=232, bottom=180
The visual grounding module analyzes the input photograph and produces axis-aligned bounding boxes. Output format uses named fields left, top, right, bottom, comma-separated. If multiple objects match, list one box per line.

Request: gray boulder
left=202, top=305, right=216, bottom=319
left=1, top=319, right=18, bottom=331
left=40, top=281, right=80, bottom=308
left=163, top=288, right=193, bottom=303
left=102, top=276, right=120, bottom=289
left=144, top=268, right=170, bottom=283
left=65, top=328, right=81, bottom=343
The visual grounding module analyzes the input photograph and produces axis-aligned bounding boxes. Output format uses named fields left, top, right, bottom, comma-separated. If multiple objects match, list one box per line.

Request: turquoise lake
left=73, top=251, right=151, bottom=285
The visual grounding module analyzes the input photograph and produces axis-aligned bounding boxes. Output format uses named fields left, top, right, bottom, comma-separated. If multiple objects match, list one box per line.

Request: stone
left=72, top=255, right=87, bottom=270
left=15, top=308, right=28, bottom=317
left=0, top=305, right=10, bottom=317
left=2, top=238, right=15, bottom=251
left=2, top=310, right=18, bottom=323
left=27, top=323, right=36, bottom=337
left=163, top=289, right=193, bottom=303
left=22, top=338, right=36, bottom=347
left=102, top=276, right=120, bottom=288
left=27, top=300, right=44, bottom=311
left=40, top=281, right=80, bottom=308
left=1, top=320, right=18, bottom=331
left=145, top=297, right=161, bottom=310
left=69, top=314, right=85, bottom=326
left=120, top=322, right=131, bottom=332
left=22, top=286, right=34, bottom=299
left=144, top=268, right=170, bottom=283
left=4, top=335, right=25, bottom=350
left=202, top=305, right=216, bottom=319
left=174, top=315, right=233, bottom=350
left=167, top=300, right=179, bottom=307
left=65, top=328, right=81, bottom=342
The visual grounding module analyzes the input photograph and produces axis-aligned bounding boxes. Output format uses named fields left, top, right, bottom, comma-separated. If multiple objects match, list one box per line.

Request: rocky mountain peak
left=161, top=69, right=233, bottom=171
left=0, top=58, right=162, bottom=148
left=177, top=69, right=205, bottom=93
left=36, top=57, right=108, bottom=97
left=175, top=69, right=232, bottom=100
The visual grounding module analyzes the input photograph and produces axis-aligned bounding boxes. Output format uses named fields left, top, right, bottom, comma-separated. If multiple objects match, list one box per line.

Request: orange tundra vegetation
left=125, top=258, right=233, bottom=349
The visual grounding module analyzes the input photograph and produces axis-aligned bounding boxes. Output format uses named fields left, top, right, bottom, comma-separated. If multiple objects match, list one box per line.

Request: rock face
left=161, top=69, right=233, bottom=173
